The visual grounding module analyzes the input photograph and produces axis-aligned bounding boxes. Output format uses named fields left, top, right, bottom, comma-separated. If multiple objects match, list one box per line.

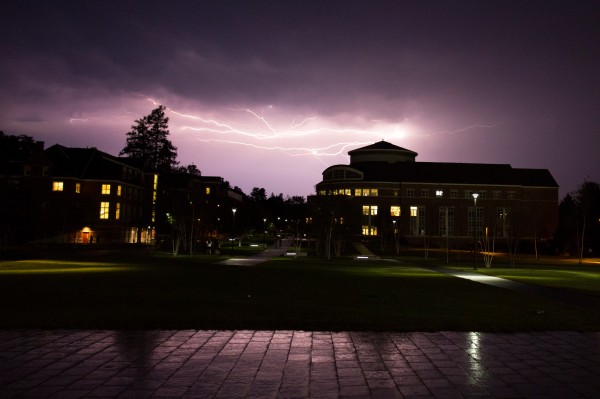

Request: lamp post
left=231, top=208, right=237, bottom=254
left=472, top=193, right=479, bottom=270
left=263, top=218, right=267, bottom=248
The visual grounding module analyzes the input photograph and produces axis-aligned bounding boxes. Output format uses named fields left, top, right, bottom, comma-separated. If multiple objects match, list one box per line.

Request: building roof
left=348, top=140, right=417, bottom=154
left=44, top=144, right=143, bottom=180
left=346, top=161, right=558, bottom=187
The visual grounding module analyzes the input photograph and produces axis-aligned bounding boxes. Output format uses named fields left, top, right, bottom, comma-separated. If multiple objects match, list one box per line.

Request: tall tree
left=120, top=105, right=178, bottom=172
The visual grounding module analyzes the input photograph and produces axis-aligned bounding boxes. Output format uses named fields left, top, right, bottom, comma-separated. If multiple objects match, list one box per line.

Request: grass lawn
left=1, top=251, right=600, bottom=331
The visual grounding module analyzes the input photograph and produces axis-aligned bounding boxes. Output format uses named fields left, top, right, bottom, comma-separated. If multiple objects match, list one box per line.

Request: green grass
left=1, top=252, right=600, bottom=331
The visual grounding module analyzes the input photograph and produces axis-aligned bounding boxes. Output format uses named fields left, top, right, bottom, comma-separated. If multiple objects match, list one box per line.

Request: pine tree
left=120, top=105, right=178, bottom=172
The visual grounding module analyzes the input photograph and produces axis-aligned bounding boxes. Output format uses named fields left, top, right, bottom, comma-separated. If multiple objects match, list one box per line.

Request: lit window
left=436, top=190, right=443, bottom=197
left=75, top=183, right=81, bottom=193
left=390, top=206, right=401, bottom=217
left=362, top=205, right=378, bottom=215
left=153, top=174, right=158, bottom=190
left=52, top=181, right=64, bottom=191
left=100, top=202, right=110, bottom=219
left=101, top=184, right=111, bottom=195
left=117, top=185, right=122, bottom=196
left=410, top=206, right=418, bottom=217
left=370, top=189, right=378, bottom=196
left=362, top=225, right=378, bottom=236
left=355, top=188, right=362, bottom=196
left=206, top=187, right=211, bottom=194
left=115, top=203, right=121, bottom=220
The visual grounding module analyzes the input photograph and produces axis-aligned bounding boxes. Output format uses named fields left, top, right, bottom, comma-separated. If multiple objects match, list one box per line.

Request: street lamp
left=231, top=208, right=237, bottom=254
left=472, top=193, right=479, bottom=270
left=263, top=218, right=267, bottom=248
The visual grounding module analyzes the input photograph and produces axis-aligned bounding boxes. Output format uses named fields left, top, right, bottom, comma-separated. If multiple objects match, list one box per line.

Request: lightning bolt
left=140, top=96, right=406, bottom=161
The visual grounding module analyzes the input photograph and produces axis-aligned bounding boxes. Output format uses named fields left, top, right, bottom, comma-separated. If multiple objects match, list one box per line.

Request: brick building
left=308, top=141, right=558, bottom=251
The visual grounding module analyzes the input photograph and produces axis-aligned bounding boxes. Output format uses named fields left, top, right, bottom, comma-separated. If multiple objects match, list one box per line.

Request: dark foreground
left=1, top=329, right=599, bottom=398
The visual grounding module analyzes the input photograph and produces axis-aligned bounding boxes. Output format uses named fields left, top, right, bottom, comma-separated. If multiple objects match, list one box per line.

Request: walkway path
left=422, top=265, right=600, bottom=314
left=217, top=239, right=293, bottom=266
left=1, top=329, right=599, bottom=398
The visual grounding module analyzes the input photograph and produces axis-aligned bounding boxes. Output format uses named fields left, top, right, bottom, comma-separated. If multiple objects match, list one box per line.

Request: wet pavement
left=1, top=329, right=599, bottom=398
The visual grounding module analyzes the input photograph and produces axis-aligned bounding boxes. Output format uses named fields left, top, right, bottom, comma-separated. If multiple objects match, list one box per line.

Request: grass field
left=1, top=250, right=600, bottom=331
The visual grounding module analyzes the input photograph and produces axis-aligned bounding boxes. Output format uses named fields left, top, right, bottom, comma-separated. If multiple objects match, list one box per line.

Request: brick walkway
left=1, top=329, right=599, bottom=398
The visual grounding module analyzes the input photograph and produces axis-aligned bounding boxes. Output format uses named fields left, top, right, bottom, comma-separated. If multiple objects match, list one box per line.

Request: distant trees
left=120, top=105, right=178, bottom=173
left=557, top=180, right=600, bottom=261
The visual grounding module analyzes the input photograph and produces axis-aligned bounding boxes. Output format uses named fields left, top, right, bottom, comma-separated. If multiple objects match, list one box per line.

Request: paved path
left=423, top=265, right=600, bottom=314
left=218, top=239, right=293, bottom=266
left=1, top=329, right=600, bottom=398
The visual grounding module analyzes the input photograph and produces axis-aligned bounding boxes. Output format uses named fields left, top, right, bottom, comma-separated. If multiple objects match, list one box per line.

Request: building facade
left=0, top=141, right=239, bottom=246
left=308, top=141, right=559, bottom=251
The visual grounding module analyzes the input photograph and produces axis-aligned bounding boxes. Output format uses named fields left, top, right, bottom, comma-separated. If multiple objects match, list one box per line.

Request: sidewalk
left=218, top=239, right=293, bottom=266
left=1, top=329, right=599, bottom=398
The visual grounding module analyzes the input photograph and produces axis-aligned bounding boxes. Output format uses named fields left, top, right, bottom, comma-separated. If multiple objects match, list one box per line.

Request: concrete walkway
left=1, top=329, right=599, bottom=398
left=423, top=265, right=600, bottom=314
left=217, top=239, right=293, bottom=266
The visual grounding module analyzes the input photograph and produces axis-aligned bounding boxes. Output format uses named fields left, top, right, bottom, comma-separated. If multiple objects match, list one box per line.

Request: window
left=468, top=207, right=483, bottom=237
left=75, top=183, right=81, bottom=193
left=407, top=188, right=415, bottom=197
left=362, top=225, right=378, bottom=236
left=206, top=187, right=211, bottom=195
left=409, top=206, right=426, bottom=236
left=362, top=205, right=378, bottom=216
left=52, top=181, right=64, bottom=192
left=450, top=190, right=458, bottom=198
left=115, top=203, right=121, bottom=220
left=439, top=207, right=455, bottom=236
left=100, top=202, right=110, bottom=219
left=101, top=184, right=111, bottom=195
left=358, top=188, right=378, bottom=196
left=421, top=189, right=429, bottom=197
left=393, top=190, right=399, bottom=196
left=479, top=191, right=487, bottom=199
left=493, top=191, right=501, bottom=200
left=436, top=190, right=444, bottom=198
left=117, top=185, right=122, bottom=196
left=507, top=191, right=515, bottom=200
left=24, top=166, right=32, bottom=176
left=496, top=208, right=511, bottom=238
left=390, top=206, right=401, bottom=217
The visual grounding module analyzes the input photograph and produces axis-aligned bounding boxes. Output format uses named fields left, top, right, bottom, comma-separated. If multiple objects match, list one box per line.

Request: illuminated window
left=101, top=184, right=111, bottom=195
left=206, top=187, right=211, bottom=194
left=117, top=185, right=122, bottom=196
left=115, top=203, right=121, bottom=220
left=318, top=190, right=326, bottom=195
left=390, top=206, right=401, bottom=217
left=52, top=181, right=64, bottom=191
left=436, top=190, right=444, bottom=198
left=100, top=202, right=110, bottom=219
left=362, top=225, right=378, bottom=236
left=153, top=174, right=158, bottom=190
left=362, top=205, right=378, bottom=216
left=75, top=183, right=81, bottom=193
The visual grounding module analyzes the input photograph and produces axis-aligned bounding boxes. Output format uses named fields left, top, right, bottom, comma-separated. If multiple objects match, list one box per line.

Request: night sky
left=2, top=1, right=599, bottom=198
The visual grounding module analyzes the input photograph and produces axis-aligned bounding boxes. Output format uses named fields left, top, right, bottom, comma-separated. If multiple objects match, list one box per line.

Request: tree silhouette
left=120, top=105, right=178, bottom=172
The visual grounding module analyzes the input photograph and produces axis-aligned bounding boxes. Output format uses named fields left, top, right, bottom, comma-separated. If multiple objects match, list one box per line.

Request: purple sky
left=2, top=1, right=599, bottom=198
